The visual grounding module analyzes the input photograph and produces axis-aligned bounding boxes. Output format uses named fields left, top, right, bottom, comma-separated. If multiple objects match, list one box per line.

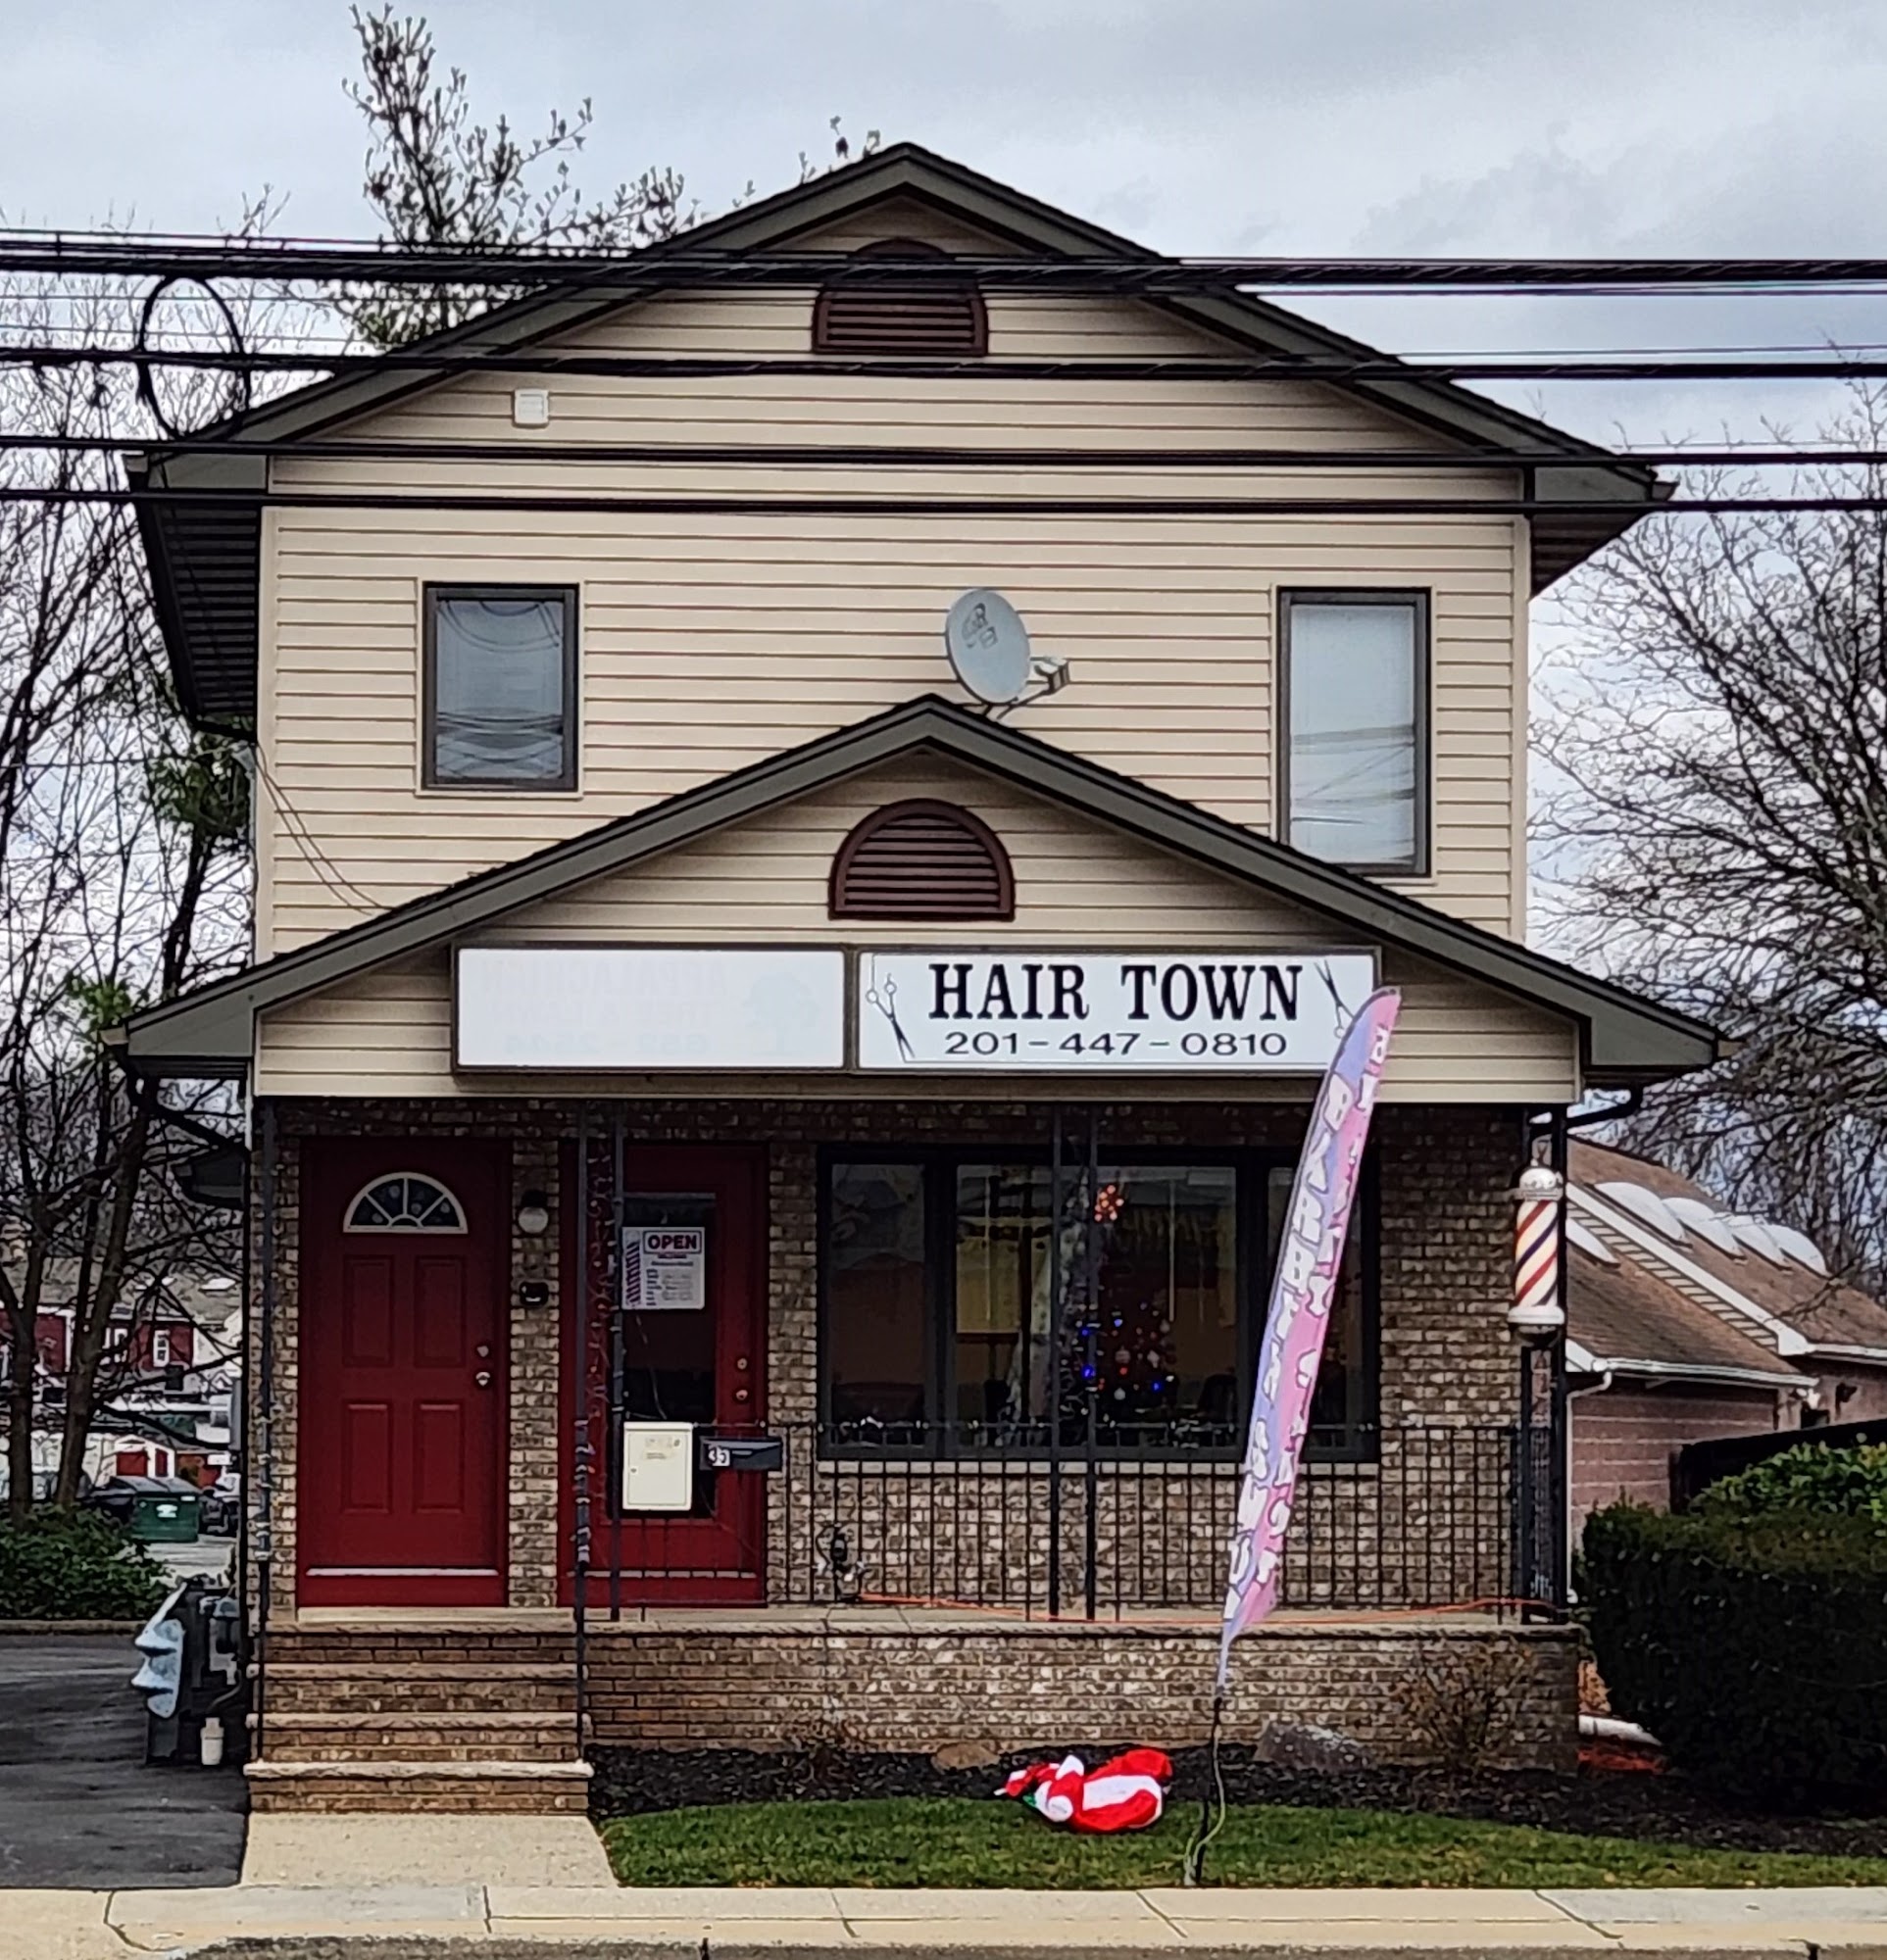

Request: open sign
left=621, top=1225, right=707, bottom=1311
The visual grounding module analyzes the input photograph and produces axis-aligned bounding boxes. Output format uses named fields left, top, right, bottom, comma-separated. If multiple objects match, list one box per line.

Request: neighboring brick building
left=1567, top=1141, right=1887, bottom=1533
left=120, top=147, right=1720, bottom=1811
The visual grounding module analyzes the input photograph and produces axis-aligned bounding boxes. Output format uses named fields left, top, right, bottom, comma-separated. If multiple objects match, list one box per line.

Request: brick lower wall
left=583, top=1618, right=1578, bottom=1773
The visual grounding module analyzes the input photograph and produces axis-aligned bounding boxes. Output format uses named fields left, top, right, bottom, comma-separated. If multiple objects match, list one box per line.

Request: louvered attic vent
left=829, top=800, right=1015, bottom=919
left=812, top=240, right=988, bottom=357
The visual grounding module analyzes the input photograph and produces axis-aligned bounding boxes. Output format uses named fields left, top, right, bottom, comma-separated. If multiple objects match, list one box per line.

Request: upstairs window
left=1279, top=590, right=1428, bottom=873
left=423, top=585, right=578, bottom=790
left=813, top=240, right=987, bottom=357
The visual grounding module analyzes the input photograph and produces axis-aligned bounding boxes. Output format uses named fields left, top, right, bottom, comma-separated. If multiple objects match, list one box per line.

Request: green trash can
left=96, top=1475, right=203, bottom=1544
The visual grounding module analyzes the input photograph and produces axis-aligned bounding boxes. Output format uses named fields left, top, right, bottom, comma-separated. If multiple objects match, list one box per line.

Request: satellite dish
left=945, top=589, right=1032, bottom=705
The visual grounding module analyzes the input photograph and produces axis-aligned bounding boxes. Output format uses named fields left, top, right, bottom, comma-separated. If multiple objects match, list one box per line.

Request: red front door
left=562, top=1145, right=767, bottom=1604
left=300, top=1140, right=507, bottom=1607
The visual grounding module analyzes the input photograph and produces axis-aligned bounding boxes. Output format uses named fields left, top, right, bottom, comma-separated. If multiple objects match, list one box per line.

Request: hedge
left=0, top=1508, right=169, bottom=1620
left=1694, top=1440, right=1887, bottom=1522
left=1582, top=1503, right=1887, bottom=1795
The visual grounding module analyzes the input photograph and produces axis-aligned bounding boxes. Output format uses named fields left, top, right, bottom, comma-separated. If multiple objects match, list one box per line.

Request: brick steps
left=252, top=1628, right=585, bottom=1813
left=258, top=1710, right=581, bottom=1763
left=266, top=1661, right=573, bottom=1716
left=246, top=1759, right=592, bottom=1815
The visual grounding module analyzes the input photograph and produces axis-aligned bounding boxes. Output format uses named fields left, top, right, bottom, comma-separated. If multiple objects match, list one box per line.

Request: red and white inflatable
left=998, top=1748, right=1173, bottom=1834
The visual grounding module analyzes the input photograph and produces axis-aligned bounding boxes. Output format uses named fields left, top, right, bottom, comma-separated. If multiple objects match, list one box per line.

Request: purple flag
left=1216, top=985, right=1401, bottom=1693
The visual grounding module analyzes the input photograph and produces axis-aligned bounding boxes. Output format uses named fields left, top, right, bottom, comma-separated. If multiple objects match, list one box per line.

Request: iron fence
left=585, top=1418, right=1538, bottom=1619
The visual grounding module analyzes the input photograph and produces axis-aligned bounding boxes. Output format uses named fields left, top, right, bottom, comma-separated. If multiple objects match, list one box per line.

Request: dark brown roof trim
left=122, top=694, right=1721, bottom=1084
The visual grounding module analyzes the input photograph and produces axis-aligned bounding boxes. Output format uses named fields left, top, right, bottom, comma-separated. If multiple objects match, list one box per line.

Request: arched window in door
left=343, top=1172, right=468, bottom=1234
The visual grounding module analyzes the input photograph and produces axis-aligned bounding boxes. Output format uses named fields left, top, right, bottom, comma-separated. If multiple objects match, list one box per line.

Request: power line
left=13, top=234, right=1887, bottom=290
left=26, top=483, right=1887, bottom=517
left=7, top=431, right=1887, bottom=471
left=7, top=344, right=1887, bottom=385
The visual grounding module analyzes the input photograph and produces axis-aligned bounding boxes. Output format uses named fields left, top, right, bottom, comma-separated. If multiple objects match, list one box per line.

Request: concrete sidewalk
left=12, top=1884, right=1887, bottom=1957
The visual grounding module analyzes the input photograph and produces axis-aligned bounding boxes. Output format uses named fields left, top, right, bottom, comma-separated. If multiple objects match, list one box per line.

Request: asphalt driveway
left=0, top=1634, right=245, bottom=1887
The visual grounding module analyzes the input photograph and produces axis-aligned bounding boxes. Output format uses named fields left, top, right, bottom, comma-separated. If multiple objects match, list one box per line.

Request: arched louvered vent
left=829, top=800, right=1015, bottom=920
left=812, top=240, right=988, bottom=357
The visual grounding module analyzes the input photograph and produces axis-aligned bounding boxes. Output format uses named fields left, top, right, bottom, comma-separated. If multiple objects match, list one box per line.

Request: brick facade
left=1570, top=1383, right=1785, bottom=1533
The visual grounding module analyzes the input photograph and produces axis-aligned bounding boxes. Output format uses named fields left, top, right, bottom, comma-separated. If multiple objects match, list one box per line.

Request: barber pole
left=1508, top=1165, right=1566, bottom=1340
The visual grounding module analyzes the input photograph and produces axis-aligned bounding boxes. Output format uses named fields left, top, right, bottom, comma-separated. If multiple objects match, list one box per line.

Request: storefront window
left=820, top=1151, right=1377, bottom=1458
left=823, top=1163, right=928, bottom=1440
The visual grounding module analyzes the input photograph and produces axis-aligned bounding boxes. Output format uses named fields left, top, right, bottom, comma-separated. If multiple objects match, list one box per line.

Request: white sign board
left=455, top=947, right=845, bottom=1070
left=856, top=951, right=1377, bottom=1073
left=622, top=1227, right=707, bottom=1312
left=621, top=1422, right=695, bottom=1512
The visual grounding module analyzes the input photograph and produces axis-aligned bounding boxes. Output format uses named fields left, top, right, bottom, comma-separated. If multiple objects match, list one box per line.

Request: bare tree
left=342, top=7, right=877, bottom=347
left=0, top=269, right=252, bottom=1517
left=1538, top=388, right=1887, bottom=1282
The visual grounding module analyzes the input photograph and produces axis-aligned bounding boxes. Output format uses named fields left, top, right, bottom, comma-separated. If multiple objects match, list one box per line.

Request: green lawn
left=599, top=1798, right=1887, bottom=1889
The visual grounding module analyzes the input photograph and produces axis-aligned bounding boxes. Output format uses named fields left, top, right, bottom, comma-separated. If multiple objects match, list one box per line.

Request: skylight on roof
left=1764, top=1223, right=1828, bottom=1275
left=1594, top=1180, right=1690, bottom=1244
left=1664, top=1195, right=1744, bottom=1256
left=1726, top=1215, right=1791, bottom=1266
left=1565, top=1216, right=1616, bottom=1264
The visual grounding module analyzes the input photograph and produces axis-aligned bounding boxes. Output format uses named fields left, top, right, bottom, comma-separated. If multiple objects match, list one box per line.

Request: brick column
left=509, top=1137, right=562, bottom=1606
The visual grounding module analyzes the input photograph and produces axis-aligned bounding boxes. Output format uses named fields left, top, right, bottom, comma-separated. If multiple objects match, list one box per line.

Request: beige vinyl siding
left=255, top=199, right=1525, bottom=956
left=254, top=757, right=1577, bottom=1103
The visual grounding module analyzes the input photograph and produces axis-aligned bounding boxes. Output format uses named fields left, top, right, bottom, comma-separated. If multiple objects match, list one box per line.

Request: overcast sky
left=7, top=0, right=1887, bottom=442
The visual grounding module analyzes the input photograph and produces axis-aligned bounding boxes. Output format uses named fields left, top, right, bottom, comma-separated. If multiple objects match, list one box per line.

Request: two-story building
left=120, top=146, right=1721, bottom=1813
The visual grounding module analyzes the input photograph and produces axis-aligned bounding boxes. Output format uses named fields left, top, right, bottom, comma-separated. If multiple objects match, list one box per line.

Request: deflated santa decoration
left=999, top=1749, right=1173, bottom=1834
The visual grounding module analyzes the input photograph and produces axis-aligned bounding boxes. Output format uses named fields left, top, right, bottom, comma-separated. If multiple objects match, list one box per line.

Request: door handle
left=474, top=1371, right=493, bottom=1390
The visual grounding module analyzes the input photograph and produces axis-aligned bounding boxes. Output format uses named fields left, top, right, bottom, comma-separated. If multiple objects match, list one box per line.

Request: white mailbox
left=621, top=1422, right=695, bottom=1513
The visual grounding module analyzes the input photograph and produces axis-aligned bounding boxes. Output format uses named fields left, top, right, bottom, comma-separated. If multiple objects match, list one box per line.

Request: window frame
left=421, top=582, right=580, bottom=793
left=1276, top=587, right=1431, bottom=877
left=816, top=1144, right=1381, bottom=1464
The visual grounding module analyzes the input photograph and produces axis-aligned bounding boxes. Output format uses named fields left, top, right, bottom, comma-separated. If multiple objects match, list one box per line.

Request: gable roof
left=120, top=693, right=1719, bottom=1084
left=1568, top=1239, right=1809, bottom=1389
left=1571, top=1140, right=1887, bottom=1363
left=128, top=142, right=1661, bottom=728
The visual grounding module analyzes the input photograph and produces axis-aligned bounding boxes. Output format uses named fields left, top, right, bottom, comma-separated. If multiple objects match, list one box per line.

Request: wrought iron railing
left=586, top=1418, right=1536, bottom=1619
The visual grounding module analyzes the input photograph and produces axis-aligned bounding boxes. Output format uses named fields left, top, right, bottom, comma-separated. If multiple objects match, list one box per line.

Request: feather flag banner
left=1216, top=985, right=1401, bottom=1693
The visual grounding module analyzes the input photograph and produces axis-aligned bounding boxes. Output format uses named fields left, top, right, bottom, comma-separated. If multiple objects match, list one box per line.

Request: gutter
left=1803, top=1343, right=1887, bottom=1366
left=1571, top=1354, right=1812, bottom=1393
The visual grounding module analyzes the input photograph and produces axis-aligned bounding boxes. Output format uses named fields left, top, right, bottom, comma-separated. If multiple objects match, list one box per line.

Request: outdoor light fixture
left=515, top=1190, right=551, bottom=1236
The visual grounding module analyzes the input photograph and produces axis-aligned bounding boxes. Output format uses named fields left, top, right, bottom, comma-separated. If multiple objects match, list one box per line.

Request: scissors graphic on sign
left=865, top=974, right=917, bottom=1061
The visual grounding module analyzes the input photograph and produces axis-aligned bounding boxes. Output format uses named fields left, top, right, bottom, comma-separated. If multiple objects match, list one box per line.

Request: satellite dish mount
left=944, top=589, right=1070, bottom=718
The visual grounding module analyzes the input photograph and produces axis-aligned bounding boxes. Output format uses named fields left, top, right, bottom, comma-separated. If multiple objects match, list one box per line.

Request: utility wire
left=12, top=345, right=1887, bottom=384
left=9, top=432, right=1887, bottom=470
left=16, top=483, right=1887, bottom=517
left=14, top=235, right=1887, bottom=289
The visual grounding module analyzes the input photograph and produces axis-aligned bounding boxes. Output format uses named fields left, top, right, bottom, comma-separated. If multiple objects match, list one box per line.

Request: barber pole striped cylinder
left=1508, top=1165, right=1566, bottom=1341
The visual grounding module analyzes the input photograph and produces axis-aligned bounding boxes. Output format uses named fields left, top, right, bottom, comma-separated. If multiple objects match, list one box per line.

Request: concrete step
left=246, top=1758, right=592, bottom=1816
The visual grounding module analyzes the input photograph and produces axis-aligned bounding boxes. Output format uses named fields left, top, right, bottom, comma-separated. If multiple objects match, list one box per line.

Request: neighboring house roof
left=1569, top=1140, right=1887, bottom=1368
left=1568, top=1241, right=1806, bottom=1390
left=115, top=694, right=1722, bottom=1086
left=127, top=141, right=1663, bottom=729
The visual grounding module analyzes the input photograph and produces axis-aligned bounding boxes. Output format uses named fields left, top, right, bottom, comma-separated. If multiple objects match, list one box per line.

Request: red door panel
left=560, top=1145, right=767, bottom=1605
left=300, top=1141, right=507, bottom=1606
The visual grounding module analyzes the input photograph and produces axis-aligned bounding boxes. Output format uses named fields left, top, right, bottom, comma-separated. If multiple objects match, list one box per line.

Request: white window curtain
left=431, top=594, right=570, bottom=784
left=1285, top=598, right=1422, bottom=869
